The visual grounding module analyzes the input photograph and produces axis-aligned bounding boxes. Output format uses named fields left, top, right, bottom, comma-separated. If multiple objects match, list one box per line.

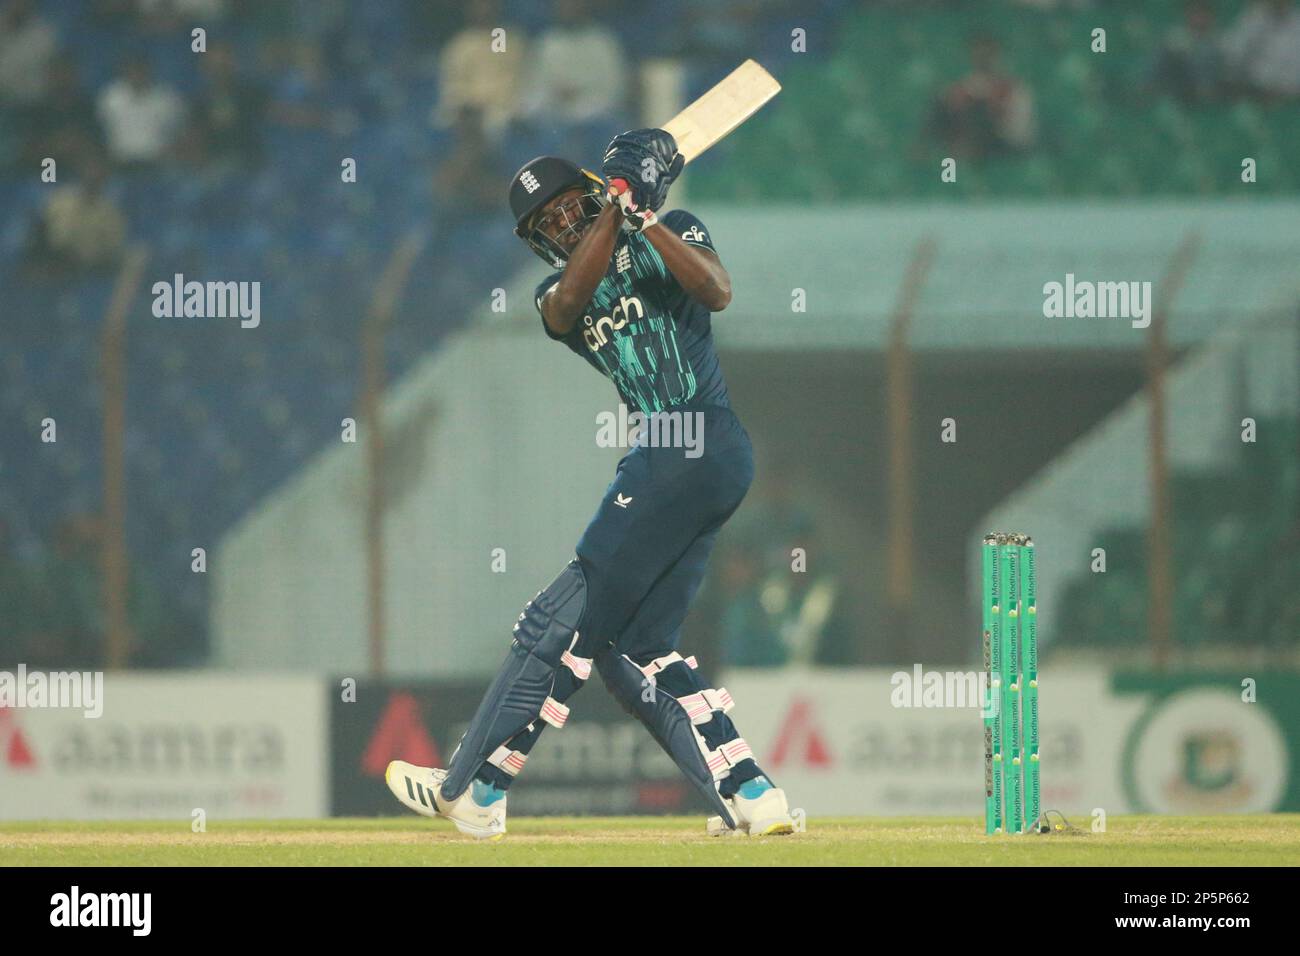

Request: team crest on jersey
left=681, top=225, right=708, bottom=243
left=583, top=295, right=645, bottom=351
left=615, top=246, right=631, bottom=274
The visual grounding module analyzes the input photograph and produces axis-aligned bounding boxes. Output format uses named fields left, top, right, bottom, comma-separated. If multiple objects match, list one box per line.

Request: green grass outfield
left=2, top=815, right=1298, bottom=866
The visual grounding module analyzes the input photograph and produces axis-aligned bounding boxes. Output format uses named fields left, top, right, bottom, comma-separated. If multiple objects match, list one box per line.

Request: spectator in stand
left=720, top=546, right=788, bottom=668
left=96, top=54, right=186, bottom=168
left=717, top=469, right=852, bottom=668
left=187, top=41, right=267, bottom=169
left=23, top=513, right=170, bottom=668
left=133, top=0, right=228, bottom=34
left=1222, top=0, right=1300, bottom=102
left=431, top=0, right=525, bottom=139
left=24, top=156, right=127, bottom=275
left=677, top=1, right=770, bottom=72
left=433, top=106, right=507, bottom=220
left=20, top=57, right=101, bottom=167
left=516, top=0, right=628, bottom=158
left=266, top=40, right=334, bottom=132
left=28, top=516, right=106, bottom=669
left=0, top=0, right=57, bottom=112
left=925, top=33, right=1038, bottom=160
left=1148, top=1, right=1227, bottom=105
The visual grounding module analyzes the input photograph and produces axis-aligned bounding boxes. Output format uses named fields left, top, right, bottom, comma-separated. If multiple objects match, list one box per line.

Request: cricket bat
left=607, top=59, right=781, bottom=197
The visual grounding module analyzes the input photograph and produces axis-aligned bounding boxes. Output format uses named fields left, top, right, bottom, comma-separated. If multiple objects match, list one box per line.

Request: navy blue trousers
left=478, top=402, right=762, bottom=794
left=575, top=402, right=754, bottom=660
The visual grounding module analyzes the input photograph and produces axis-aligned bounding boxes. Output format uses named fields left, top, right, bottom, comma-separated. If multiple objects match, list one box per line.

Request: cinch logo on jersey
left=50, top=886, right=151, bottom=936
left=582, top=295, right=645, bottom=351
left=681, top=226, right=708, bottom=243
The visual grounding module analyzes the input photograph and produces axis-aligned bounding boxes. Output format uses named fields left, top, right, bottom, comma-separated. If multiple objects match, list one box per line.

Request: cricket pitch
left=2, top=815, right=1297, bottom=866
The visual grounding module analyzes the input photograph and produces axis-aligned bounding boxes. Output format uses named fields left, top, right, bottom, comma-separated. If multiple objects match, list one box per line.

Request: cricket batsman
left=386, top=128, right=793, bottom=839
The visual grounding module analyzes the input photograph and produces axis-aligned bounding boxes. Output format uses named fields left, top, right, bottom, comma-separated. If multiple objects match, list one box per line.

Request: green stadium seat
left=688, top=3, right=1300, bottom=204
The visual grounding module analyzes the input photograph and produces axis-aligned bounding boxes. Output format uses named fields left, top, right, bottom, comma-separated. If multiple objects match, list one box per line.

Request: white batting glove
left=611, top=185, right=658, bottom=232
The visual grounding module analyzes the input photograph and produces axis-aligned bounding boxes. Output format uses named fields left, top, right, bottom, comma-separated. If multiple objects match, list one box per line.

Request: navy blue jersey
left=533, top=209, right=730, bottom=414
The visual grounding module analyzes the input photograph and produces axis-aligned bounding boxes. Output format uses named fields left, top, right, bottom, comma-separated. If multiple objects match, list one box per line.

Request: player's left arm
left=642, top=224, right=732, bottom=311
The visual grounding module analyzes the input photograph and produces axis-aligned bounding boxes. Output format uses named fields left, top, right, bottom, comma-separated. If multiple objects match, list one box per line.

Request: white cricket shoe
left=706, top=776, right=796, bottom=837
left=385, top=760, right=507, bottom=840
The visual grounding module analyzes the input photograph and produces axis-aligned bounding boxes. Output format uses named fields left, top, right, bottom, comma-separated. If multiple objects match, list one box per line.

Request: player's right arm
left=539, top=201, right=623, bottom=337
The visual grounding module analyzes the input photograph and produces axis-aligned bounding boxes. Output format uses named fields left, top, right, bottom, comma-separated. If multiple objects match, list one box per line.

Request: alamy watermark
left=891, top=665, right=997, bottom=716
left=1042, top=273, right=1152, bottom=328
left=151, top=273, right=260, bottom=328
left=0, top=664, right=103, bottom=718
left=596, top=404, right=705, bottom=458
left=50, top=886, right=150, bottom=936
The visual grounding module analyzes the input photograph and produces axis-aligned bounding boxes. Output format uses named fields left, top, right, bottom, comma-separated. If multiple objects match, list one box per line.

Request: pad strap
left=639, top=652, right=698, bottom=676
left=704, top=737, right=753, bottom=781
left=562, top=645, right=593, bottom=681
left=678, top=687, right=735, bottom=725
left=540, top=696, right=570, bottom=729
left=487, top=746, right=528, bottom=776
